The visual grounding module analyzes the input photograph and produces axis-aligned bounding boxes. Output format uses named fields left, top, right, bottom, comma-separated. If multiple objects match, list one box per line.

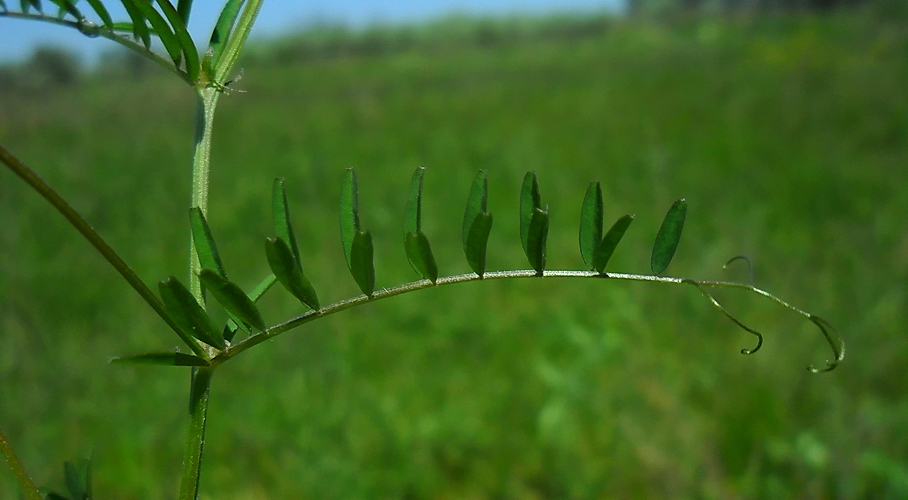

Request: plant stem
left=189, top=88, right=221, bottom=303
left=177, top=367, right=214, bottom=500
left=0, top=143, right=208, bottom=358
left=0, top=426, right=42, bottom=500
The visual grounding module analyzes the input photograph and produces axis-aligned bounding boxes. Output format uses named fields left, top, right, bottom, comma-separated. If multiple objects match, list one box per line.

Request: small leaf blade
left=207, top=0, right=244, bottom=64
left=464, top=211, right=493, bottom=277
left=85, top=0, right=113, bottom=26
left=404, top=166, right=425, bottom=236
left=265, top=237, right=320, bottom=310
left=651, top=199, right=687, bottom=275
left=63, top=457, right=90, bottom=500
left=198, top=269, right=266, bottom=332
left=120, top=0, right=152, bottom=48
left=48, top=0, right=81, bottom=19
left=579, top=181, right=604, bottom=270
left=131, top=0, right=182, bottom=65
left=340, top=168, right=360, bottom=268
left=272, top=177, right=301, bottom=264
left=110, top=352, right=210, bottom=366
left=519, top=171, right=542, bottom=255
left=526, top=207, right=549, bottom=274
left=159, top=276, right=226, bottom=349
left=350, top=230, right=375, bottom=297
left=405, top=231, right=438, bottom=283
left=189, top=207, right=226, bottom=278
left=155, top=0, right=200, bottom=82
left=593, top=214, right=634, bottom=272
left=462, top=169, right=489, bottom=247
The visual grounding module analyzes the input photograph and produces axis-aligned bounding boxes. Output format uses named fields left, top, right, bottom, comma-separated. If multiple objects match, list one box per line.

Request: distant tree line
left=627, top=0, right=879, bottom=15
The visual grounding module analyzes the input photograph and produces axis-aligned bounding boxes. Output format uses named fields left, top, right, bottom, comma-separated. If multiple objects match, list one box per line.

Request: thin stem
left=0, top=143, right=208, bottom=358
left=189, top=89, right=221, bottom=303
left=213, top=269, right=844, bottom=371
left=177, top=367, right=214, bottom=500
left=0, top=11, right=191, bottom=84
left=0, top=426, right=42, bottom=500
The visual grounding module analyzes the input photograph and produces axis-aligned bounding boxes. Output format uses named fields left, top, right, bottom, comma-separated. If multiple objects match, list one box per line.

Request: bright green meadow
left=1, top=9, right=907, bottom=499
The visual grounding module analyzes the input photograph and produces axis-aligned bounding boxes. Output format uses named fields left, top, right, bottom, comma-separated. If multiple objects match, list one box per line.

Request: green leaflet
left=198, top=268, right=266, bottom=332
left=207, top=0, right=244, bottom=66
left=85, top=0, right=113, bottom=27
left=579, top=181, right=604, bottom=270
left=651, top=199, right=687, bottom=275
left=155, top=0, right=200, bottom=82
left=223, top=273, right=277, bottom=342
left=340, top=168, right=360, bottom=269
left=405, top=231, right=438, bottom=283
left=265, top=237, right=320, bottom=310
left=404, top=167, right=438, bottom=282
left=350, top=230, right=375, bottom=297
left=159, top=276, right=226, bottom=350
left=189, top=207, right=226, bottom=278
left=519, top=171, right=542, bottom=255
left=176, top=0, right=192, bottom=24
left=593, top=214, right=634, bottom=272
left=119, top=0, right=152, bottom=48
left=130, top=0, right=182, bottom=65
left=462, top=170, right=489, bottom=245
left=526, top=206, right=549, bottom=274
left=48, top=0, right=80, bottom=19
left=464, top=212, right=493, bottom=277
left=64, top=457, right=91, bottom=500
left=110, top=352, right=209, bottom=366
left=19, top=0, right=40, bottom=14
left=272, top=177, right=301, bottom=264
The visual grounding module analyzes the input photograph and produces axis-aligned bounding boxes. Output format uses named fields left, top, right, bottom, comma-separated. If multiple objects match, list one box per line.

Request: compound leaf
left=159, top=276, right=226, bottom=350
left=350, top=230, right=375, bottom=297
left=593, top=214, right=634, bottom=272
left=464, top=211, right=493, bottom=277
left=519, top=171, right=542, bottom=255
left=579, top=181, right=603, bottom=270
left=189, top=207, right=226, bottom=278
left=265, top=237, right=319, bottom=310
left=198, top=268, right=265, bottom=332
left=651, top=199, right=687, bottom=275
left=110, top=352, right=209, bottom=366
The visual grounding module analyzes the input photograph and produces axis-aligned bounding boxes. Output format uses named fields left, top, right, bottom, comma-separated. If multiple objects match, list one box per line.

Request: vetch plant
left=0, top=1, right=845, bottom=499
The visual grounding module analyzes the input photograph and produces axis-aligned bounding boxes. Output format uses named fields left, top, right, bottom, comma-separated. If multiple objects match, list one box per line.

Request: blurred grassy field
left=1, top=8, right=907, bottom=499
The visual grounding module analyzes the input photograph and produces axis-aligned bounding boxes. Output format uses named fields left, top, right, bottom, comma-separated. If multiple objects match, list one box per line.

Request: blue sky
left=0, top=0, right=623, bottom=64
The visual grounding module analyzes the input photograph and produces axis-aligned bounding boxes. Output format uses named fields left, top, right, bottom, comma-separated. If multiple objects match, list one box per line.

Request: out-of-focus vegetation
left=1, top=4, right=907, bottom=498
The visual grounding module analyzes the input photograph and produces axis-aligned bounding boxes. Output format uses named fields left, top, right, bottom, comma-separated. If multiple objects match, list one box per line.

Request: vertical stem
left=177, top=367, right=214, bottom=500
left=190, top=88, right=222, bottom=301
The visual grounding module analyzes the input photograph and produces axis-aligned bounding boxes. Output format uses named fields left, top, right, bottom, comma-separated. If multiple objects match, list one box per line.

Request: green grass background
left=1, top=8, right=907, bottom=499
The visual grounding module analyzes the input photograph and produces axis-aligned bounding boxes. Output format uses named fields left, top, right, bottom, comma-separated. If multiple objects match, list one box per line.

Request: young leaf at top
left=110, top=352, right=210, bottom=367
left=519, top=171, right=542, bottom=255
left=593, top=214, right=634, bottom=272
left=207, top=0, right=244, bottom=66
left=159, top=276, right=226, bottom=350
left=340, top=168, right=360, bottom=269
left=130, top=0, right=182, bottom=65
left=462, top=170, right=493, bottom=277
left=350, top=230, right=375, bottom=297
left=404, top=167, right=438, bottom=282
left=272, top=177, right=301, bottom=264
left=579, top=181, right=604, bottom=270
left=190, top=207, right=226, bottom=277
left=651, top=199, right=687, bottom=275
left=526, top=206, right=549, bottom=275
left=265, top=237, right=320, bottom=310
left=198, top=269, right=266, bottom=332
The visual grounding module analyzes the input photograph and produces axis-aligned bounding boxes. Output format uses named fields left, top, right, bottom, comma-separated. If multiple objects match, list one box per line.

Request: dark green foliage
left=341, top=168, right=376, bottom=296
left=153, top=0, right=200, bottom=82
left=350, top=230, right=375, bottom=296
left=594, top=214, right=634, bottom=272
left=109, top=352, right=209, bottom=366
left=41, top=457, right=91, bottom=500
left=272, top=177, right=301, bottom=263
left=462, top=170, right=493, bottom=277
left=265, top=236, right=319, bottom=310
left=189, top=207, right=226, bottom=277
left=520, top=172, right=548, bottom=274
left=159, top=276, right=225, bottom=350
left=579, top=181, right=603, bottom=270
left=651, top=199, right=687, bottom=275
left=198, top=268, right=265, bottom=332
left=404, top=167, right=438, bottom=282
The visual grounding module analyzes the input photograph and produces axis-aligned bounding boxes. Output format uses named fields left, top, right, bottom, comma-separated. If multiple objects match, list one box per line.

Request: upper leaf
left=207, top=0, right=244, bottom=66
left=84, top=0, right=113, bottom=27
left=119, top=0, right=152, bottom=48
left=593, top=214, right=634, bottom=273
left=190, top=207, right=226, bottom=278
left=130, top=1, right=182, bottom=65
left=404, top=166, right=425, bottom=236
left=265, top=236, right=320, bottom=310
left=519, top=171, right=542, bottom=255
left=159, top=276, right=226, bottom=350
left=464, top=212, right=493, bottom=277
left=272, top=177, right=301, bottom=264
left=405, top=231, right=438, bottom=283
left=526, top=206, right=549, bottom=275
left=350, top=230, right=375, bottom=297
left=198, top=268, right=266, bottom=332
left=651, top=199, right=687, bottom=275
left=462, top=170, right=490, bottom=247
left=155, top=0, right=200, bottom=82
left=340, top=168, right=360, bottom=269
left=579, top=181, right=603, bottom=270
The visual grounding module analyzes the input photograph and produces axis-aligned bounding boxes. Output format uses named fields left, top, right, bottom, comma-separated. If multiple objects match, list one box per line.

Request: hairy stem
left=190, top=89, right=221, bottom=303
left=177, top=367, right=214, bottom=500
left=0, top=426, right=42, bottom=500
left=0, top=143, right=208, bottom=358
left=213, top=269, right=844, bottom=371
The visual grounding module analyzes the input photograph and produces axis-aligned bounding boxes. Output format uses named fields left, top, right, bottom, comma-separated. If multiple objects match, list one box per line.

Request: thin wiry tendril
left=724, top=255, right=755, bottom=286
left=683, top=279, right=763, bottom=354
left=806, top=315, right=844, bottom=373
